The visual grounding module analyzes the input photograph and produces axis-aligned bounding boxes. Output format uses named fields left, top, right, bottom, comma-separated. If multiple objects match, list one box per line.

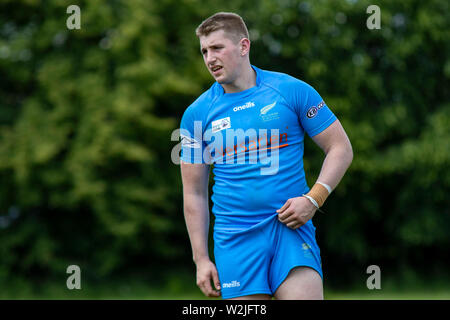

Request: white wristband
left=303, top=195, right=319, bottom=209
left=317, top=181, right=332, bottom=194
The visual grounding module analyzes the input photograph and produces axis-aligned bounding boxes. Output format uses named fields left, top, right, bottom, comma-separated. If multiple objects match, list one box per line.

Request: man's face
left=199, top=29, right=242, bottom=84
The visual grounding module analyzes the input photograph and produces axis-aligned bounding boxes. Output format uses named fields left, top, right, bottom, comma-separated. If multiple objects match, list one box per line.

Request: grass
left=1, top=282, right=449, bottom=300
left=324, top=290, right=450, bottom=300
left=1, top=271, right=449, bottom=300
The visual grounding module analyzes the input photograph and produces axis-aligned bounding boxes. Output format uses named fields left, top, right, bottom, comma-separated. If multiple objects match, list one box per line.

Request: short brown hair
left=195, top=12, right=249, bottom=44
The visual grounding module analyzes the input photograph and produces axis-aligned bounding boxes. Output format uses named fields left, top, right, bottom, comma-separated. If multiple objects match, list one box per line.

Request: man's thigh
left=274, top=266, right=323, bottom=300
left=268, top=220, right=323, bottom=297
left=214, top=227, right=273, bottom=299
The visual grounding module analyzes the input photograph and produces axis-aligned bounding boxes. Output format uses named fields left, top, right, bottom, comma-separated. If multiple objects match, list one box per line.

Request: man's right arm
left=180, top=161, right=221, bottom=297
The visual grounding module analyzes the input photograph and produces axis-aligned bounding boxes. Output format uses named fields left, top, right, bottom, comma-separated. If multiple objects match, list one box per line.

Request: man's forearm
left=183, top=194, right=211, bottom=263
left=316, top=144, right=353, bottom=191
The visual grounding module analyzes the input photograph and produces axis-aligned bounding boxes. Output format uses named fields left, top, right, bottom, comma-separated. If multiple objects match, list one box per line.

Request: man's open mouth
left=211, top=66, right=223, bottom=73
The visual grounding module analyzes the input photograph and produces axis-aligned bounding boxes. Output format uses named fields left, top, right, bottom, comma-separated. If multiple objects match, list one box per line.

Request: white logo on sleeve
left=180, top=134, right=201, bottom=148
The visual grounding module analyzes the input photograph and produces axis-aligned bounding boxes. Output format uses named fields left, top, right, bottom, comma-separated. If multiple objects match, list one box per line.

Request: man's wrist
left=303, top=194, right=319, bottom=209
left=193, top=255, right=210, bottom=264
left=305, top=182, right=331, bottom=208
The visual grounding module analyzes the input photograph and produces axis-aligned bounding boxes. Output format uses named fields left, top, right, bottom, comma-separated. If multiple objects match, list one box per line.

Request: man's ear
left=240, top=38, right=250, bottom=56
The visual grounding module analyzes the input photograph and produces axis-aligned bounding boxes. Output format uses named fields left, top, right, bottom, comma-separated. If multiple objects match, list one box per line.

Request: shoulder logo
left=180, top=134, right=201, bottom=148
left=306, top=106, right=318, bottom=118
left=260, top=101, right=277, bottom=115
left=306, top=100, right=326, bottom=119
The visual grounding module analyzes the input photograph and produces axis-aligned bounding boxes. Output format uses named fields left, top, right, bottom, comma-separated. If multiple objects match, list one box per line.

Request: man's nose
left=206, top=51, right=217, bottom=64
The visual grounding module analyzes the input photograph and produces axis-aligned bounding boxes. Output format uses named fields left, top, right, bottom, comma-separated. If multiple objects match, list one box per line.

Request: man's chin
left=215, top=76, right=229, bottom=84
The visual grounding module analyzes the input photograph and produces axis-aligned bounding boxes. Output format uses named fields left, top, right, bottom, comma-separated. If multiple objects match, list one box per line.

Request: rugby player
left=180, top=12, right=353, bottom=300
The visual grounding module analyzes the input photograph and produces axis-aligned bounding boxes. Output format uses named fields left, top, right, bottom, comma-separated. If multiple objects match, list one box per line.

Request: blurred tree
left=0, top=0, right=448, bottom=289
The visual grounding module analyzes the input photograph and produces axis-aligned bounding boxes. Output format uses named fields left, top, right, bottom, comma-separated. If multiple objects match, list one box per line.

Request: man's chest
left=201, top=91, right=305, bottom=163
left=205, top=92, right=302, bottom=137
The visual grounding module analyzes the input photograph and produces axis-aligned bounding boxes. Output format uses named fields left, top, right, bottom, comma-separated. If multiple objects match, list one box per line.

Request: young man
left=179, top=12, right=353, bottom=300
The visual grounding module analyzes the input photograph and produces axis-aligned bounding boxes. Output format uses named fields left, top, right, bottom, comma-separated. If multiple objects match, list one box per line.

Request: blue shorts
left=213, top=215, right=323, bottom=299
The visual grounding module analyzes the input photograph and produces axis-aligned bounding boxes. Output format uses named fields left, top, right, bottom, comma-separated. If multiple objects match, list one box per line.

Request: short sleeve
left=290, top=81, right=337, bottom=137
left=179, top=107, right=207, bottom=164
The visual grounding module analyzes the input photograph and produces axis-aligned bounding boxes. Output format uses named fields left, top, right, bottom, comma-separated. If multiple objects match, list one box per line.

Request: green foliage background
left=0, top=0, right=449, bottom=296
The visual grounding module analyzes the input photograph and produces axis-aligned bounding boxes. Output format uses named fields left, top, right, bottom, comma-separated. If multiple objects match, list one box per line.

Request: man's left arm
left=277, top=119, right=353, bottom=229
left=310, top=119, right=353, bottom=191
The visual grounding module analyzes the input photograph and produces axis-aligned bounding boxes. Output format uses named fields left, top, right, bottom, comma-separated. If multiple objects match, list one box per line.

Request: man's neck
left=222, top=64, right=256, bottom=94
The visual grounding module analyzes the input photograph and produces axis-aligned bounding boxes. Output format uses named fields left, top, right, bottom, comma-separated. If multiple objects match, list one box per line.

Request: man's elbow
left=330, top=141, right=353, bottom=167
left=345, top=141, right=353, bottom=167
left=183, top=194, right=208, bottom=215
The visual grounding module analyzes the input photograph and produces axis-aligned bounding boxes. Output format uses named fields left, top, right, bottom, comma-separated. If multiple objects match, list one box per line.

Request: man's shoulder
left=258, top=67, right=312, bottom=93
left=184, top=82, right=220, bottom=117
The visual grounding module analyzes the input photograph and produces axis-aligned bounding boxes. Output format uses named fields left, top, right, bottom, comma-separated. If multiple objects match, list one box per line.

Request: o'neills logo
left=222, top=280, right=240, bottom=288
left=233, top=101, right=255, bottom=112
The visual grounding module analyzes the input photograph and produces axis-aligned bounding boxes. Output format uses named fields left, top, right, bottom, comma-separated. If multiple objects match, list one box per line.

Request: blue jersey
left=180, top=66, right=337, bottom=231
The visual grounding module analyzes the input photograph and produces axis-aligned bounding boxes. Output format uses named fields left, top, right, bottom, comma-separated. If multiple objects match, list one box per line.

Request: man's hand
left=195, top=258, right=221, bottom=297
left=277, top=196, right=317, bottom=229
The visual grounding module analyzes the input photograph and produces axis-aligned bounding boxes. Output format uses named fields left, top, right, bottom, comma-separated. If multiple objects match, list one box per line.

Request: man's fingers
left=196, top=261, right=222, bottom=297
left=197, top=275, right=212, bottom=296
left=286, top=220, right=303, bottom=229
left=280, top=212, right=298, bottom=224
left=276, top=199, right=291, bottom=214
left=198, top=275, right=221, bottom=297
left=212, top=268, right=221, bottom=292
left=278, top=207, right=294, bottom=222
left=197, top=279, right=207, bottom=296
left=199, top=281, right=213, bottom=297
left=204, top=277, right=215, bottom=296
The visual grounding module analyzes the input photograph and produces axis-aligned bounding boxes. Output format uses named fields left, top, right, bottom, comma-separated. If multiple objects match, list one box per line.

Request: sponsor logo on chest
left=211, top=117, right=231, bottom=133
